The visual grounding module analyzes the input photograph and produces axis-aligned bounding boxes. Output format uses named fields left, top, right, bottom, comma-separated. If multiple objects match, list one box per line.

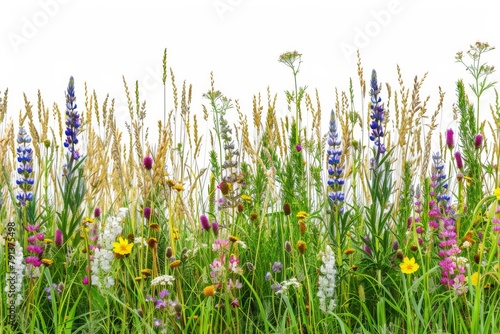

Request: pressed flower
left=203, top=285, right=215, bottom=297
left=296, top=211, right=309, bottom=219
left=170, top=260, right=181, bottom=269
left=400, top=257, right=419, bottom=274
left=113, top=237, right=133, bottom=255
left=297, top=240, right=307, bottom=254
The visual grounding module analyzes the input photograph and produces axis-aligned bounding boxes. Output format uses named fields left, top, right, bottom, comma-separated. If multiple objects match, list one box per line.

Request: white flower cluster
left=275, top=277, right=301, bottom=295
left=4, top=241, right=25, bottom=306
left=317, top=245, right=337, bottom=314
left=91, top=208, right=127, bottom=292
left=151, top=275, right=175, bottom=286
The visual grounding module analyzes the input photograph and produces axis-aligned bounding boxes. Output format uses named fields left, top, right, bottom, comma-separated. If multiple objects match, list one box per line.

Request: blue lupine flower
left=432, top=152, right=450, bottom=203
left=369, top=70, right=386, bottom=168
left=64, top=76, right=81, bottom=175
left=16, top=126, right=34, bottom=206
left=327, top=110, right=344, bottom=213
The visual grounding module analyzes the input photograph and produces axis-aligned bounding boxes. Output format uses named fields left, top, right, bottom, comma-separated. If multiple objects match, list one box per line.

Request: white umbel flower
left=317, top=245, right=337, bottom=314
left=151, top=275, right=175, bottom=286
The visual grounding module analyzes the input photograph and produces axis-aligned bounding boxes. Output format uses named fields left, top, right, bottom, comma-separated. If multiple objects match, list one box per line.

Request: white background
left=1, top=0, right=499, bottom=144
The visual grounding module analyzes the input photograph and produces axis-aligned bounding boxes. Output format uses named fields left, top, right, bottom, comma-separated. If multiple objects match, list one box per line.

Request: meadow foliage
left=1, top=42, right=500, bottom=333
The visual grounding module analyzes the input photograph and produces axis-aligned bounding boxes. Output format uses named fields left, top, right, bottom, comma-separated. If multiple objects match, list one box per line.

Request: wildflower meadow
left=2, top=42, right=500, bottom=333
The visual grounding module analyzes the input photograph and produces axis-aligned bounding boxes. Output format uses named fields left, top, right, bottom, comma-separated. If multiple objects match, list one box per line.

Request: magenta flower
left=474, top=133, right=483, bottom=148
left=143, top=156, right=153, bottom=170
left=445, top=128, right=454, bottom=149
left=143, top=206, right=151, bottom=220
left=55, top=229, right=63, bottom=247
left=454, top=151, right=464, bottom=170
left=295, top=144, right=302, bottom=152
left=82, top=276, right=89, bottom=285
left=200, top=214, right=211, bottom=231
left=94, top=207, right=101, bottom=218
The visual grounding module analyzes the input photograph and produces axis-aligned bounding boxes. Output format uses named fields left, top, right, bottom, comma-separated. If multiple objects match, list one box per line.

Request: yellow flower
left=297, top=240, right=307, bottom=254
left=344, top=248, right=355, bottom=255
left=296, top=211, right=309, bottom=219
left=400, top=257, right=419, bottom=274
left=203, top=285, right=215, bottom=297
left=173, top=184, right=184, bottom=191
left=113, top=237, right=134, bottom=255
left=241, top=194, right=252, bottom=203
left=495, top=188, right=500, bottom=200
left=83, top=217, right=95, bottom=224
left=470, top=272, right=479, bottom=286
left=170, top=260, right=181, bottom=269
left=43, top=239, right=53, bottom=244
left=41, top=258, right=54, bottom=266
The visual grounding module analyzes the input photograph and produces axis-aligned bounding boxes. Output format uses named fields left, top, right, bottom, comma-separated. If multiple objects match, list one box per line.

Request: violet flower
left=327, top=110, right=344, bottom=212
left=16, top=126, right=34, bottom=206
left=63, top=76, right=82, bottom=176
left=369, top=69, right=386, bottom=168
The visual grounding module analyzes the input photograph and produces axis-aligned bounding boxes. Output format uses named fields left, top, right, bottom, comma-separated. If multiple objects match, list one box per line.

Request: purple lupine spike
left=16, top=126, right=34, bottom=206
left=369, top=70, right=386, bottom=168
left=327, top=110, right=344, bottom=213
left=63, top=76, right=82, bottom=176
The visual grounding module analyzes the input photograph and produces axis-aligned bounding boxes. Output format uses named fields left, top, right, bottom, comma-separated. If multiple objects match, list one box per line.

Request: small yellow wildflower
left=113, top=237, right=134, bottom=255
left=173, top=184, right=184, bottom=191
left=297, top=240, right=307, bottom=254
left=43, top=239, right=53, bottom=244
left=229, top=235, right=239, bottom=242
left=344, top=248, right=355, bottom=255
left=170, top=260, right=181, bottom=269
left=141, top=269, right=152, bottom=277
left=149, top=223, right=161, bottom=232
left=495, top=188, right=500, bottom=200
left=400, top=257, right=419, bottom=274
left=83, top=217, right=95, bottom=224
left=470, top=272, right=479, bottom=286
left=296, top=211, right=309, bottom=219
left=172, top=228, right=180, bottom=240
left=241, top=194, right=252, bottom=203
left=41, top=258, right=54, bottom=266
left=203, top=285, right=215, bottom=297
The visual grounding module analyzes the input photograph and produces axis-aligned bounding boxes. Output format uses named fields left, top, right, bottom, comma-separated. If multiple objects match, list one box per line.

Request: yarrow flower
left=151, top=275, right=175, bottom=286
left=326, top=110, right=344, bottom=212
left=317, top=245, right=337, bottom=314
left=369, top=69, right=386, bottom=168
left=16, top=126, right=34, bottom=206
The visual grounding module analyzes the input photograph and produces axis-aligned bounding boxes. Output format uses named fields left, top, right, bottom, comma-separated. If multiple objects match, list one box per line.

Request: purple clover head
left=200, top=214, right=211, bottom=231
left=454, top=151, right=464, bottom=170
left=474, top=133, right=483, bottom=148
left=94, top=207, right=101, bottom=218
left=55, top=229, right=63, bottom=247
left=445, top=128, right=454, bottom=149
left=143, top=207, right=151, bottom=220
left=295, top=144, right=302, bottom=152
left=143, top=156, right=153, bottom=170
